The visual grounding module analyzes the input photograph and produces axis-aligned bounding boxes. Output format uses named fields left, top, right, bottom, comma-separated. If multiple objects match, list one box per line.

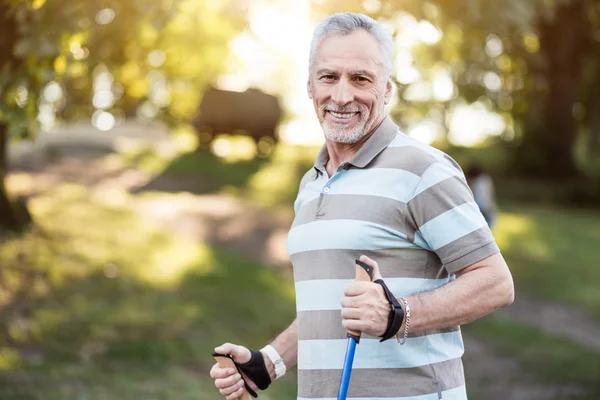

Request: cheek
left=311, top=89, right=328, bottom=106
left=365, top=88, right=386, bottom=112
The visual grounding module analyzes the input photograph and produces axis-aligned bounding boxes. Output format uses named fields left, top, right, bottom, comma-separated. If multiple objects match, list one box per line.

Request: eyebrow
left=316, top=69, right=337, bottom=76
left=315, top=68, right=377, bottom=80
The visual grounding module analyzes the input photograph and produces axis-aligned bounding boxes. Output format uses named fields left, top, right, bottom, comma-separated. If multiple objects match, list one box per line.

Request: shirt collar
left=313, top=116, right=398, bottom=174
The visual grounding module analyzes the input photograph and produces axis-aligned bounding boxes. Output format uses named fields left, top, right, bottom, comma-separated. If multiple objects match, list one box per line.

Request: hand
left=341, top=255, right=390, bottom=337
left=210, top=342, right=259, bottom=400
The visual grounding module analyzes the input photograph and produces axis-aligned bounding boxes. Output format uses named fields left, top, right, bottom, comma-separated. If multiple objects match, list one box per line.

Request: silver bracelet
left=396, top=297, right=410, bottom=345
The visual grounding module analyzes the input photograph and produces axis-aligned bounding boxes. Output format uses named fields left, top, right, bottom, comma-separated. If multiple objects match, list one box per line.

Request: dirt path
left=497, top=295, right=600, bottom=352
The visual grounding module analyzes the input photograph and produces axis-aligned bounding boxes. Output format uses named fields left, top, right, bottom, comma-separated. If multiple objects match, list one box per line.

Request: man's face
left=308, top=29, right=392, bottom=144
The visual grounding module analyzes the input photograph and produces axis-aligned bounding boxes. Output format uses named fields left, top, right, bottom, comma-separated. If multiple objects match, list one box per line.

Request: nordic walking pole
left=212, top=353, right=252, bottom=400
left=337, top=259, right=374, bottom=400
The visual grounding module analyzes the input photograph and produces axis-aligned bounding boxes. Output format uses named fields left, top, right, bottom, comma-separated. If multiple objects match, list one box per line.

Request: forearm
left=260, top=318, right=298, bottom=381
left=402, top=253, right=514, bottom=332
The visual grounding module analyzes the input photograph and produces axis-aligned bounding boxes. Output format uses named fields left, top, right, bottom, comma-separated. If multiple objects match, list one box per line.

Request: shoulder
left=298, top=167, right=318, bottom=192
left=378, top=131, right=464, bottom=179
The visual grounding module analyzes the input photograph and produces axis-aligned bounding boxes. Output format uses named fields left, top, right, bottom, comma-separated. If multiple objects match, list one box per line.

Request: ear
left=384, top=78, right=393, bottom=105
left=307, top=79, right=312, bottom=99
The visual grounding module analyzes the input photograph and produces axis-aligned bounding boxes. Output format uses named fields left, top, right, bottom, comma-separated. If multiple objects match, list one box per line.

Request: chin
left=321, top=118, right=366, bottom=142
left=323, top=127, right=366, bottom=143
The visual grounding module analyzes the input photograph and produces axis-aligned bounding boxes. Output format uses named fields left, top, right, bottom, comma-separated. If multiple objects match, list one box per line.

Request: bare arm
left=402, top=252, right=514, bottom=332
left=341, top=252, right=514, bottom=337
left=261, top=318, right=298, bottom=380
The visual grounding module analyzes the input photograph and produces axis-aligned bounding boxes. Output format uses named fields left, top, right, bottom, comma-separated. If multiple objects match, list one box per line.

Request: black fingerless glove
left=237, top=350, right=272, bottom=394
left=374, top=279, right=404, bottom=342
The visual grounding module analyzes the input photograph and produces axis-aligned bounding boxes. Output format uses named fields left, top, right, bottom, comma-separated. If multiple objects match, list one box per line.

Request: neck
left=324, top=116, right=385, bottom=173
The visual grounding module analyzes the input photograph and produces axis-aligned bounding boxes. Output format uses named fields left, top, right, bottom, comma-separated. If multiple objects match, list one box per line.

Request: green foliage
left=312, top=0, right=600, bottom=177
left=0, top=0, right=247, bottom=139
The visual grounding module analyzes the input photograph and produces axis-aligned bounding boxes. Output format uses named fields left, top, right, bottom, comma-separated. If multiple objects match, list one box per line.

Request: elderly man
left=210, top=12, right=514, bottom=400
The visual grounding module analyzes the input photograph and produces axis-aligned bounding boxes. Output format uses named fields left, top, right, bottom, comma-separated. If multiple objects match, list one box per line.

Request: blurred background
left=1, top=0, right=599, bottom=399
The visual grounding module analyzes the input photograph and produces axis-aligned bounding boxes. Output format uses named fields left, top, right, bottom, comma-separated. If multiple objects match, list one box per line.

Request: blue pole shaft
left=337, top=337, right=358, bottom=400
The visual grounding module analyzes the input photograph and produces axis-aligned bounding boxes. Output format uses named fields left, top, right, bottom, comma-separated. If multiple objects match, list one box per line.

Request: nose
left=331, top=79, right=353, bottom=106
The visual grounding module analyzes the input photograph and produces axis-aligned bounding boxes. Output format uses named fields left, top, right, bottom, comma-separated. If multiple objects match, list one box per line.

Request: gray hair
left=309, top=12, right=394, bottom=78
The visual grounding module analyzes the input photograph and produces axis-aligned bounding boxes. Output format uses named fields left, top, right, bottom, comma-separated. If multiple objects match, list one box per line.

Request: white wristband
left=260, top=344, right=286, bottom=379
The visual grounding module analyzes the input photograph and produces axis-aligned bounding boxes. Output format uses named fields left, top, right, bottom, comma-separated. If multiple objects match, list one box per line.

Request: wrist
left=374, top=279, right=404, bottom=342
left=260, top=350, right=277, bottom=381
left=260, top=344, right=286, bottom=380
left=395, top=296, right=411, bottom=345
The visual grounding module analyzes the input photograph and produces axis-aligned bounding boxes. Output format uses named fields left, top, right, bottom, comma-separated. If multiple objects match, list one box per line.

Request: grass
left=0, top=184, right=298, bottom=399
left=116, top=132, right=317, bottom=208
left=466, top=202, right=600, bottom=398
left=464, top=315, right=600, bottom=398
left=493, top=202, right=600, bottom=318
left=161, top=144, right=316, bottom=208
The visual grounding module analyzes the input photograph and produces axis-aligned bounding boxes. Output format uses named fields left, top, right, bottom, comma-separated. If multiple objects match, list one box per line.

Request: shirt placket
left=315, top=163, right=350, bottom=220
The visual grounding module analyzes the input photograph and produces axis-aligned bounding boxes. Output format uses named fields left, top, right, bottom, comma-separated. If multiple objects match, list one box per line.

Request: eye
left=319, top=75, right=336, bottom=81
left=354, top=76, right=370, bottom=83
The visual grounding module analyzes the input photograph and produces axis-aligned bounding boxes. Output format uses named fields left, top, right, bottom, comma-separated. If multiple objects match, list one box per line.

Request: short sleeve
left=407, top=160, right=499, bottom=274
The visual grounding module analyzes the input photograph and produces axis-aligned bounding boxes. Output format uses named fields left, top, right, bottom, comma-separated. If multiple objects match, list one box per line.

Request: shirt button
left=324, top=187, right=330, bottom=193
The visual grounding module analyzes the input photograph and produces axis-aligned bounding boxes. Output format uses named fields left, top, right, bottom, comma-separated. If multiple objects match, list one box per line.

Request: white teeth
left=330, top=111, right=357, bottom=119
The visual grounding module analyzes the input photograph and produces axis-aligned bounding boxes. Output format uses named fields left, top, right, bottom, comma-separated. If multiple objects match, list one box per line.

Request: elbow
left=500, top=273, right=515, bottom=308
left=504, top=283, right=515, bottom=307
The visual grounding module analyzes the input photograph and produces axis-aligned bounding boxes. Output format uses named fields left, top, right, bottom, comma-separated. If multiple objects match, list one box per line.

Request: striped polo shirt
left=287, top=116, right=499, bottom=400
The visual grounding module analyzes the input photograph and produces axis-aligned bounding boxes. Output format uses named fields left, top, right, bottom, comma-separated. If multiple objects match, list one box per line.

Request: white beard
left=318, top=103, right=379, bottom=144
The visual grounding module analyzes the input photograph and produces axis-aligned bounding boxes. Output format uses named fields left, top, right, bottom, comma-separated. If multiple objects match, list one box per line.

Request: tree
left=313, top=0, right=600, bottom=178
left=0, top=0, right=247, bottom=232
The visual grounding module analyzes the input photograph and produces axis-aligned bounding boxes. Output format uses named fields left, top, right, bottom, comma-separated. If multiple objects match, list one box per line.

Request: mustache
left=319, top=103, right=364, bottom=113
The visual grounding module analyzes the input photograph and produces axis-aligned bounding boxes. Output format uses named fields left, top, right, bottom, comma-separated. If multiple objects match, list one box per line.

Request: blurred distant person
left=210, top=12, right=514, bottom=400
left=465, top=163, right=497, bottom=229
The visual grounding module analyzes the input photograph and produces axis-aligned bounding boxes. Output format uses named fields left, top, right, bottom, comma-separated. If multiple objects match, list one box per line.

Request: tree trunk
left=0, top=3, right=32, bottom=234
left=586, top=63, right=600, bottom=155
left=589, top=99, right=600, bottom=154
left=520, top=0, right=589, bottom=178
left=0, top=123, right=23, bottom=233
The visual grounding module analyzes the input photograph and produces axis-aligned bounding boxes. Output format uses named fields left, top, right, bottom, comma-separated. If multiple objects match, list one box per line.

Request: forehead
left=313, top=29, right=385, bottom=74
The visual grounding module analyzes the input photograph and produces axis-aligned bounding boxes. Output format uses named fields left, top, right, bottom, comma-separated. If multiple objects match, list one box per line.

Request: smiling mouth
left=328, top=110, right=359, bottom=120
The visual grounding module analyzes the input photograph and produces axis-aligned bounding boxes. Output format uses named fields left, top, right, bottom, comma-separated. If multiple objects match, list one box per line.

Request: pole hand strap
left=374, top=279, right=405, bottom=342
left=236, top=350, right=272, bottom=392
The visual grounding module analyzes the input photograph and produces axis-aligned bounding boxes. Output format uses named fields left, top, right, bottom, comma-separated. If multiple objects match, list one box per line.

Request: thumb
left=359, top=255, right=383, bottom=281
left=214, top=342, right=252, bottom=364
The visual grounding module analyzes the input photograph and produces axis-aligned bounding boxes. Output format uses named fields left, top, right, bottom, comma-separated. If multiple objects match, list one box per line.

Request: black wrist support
left=237, top=350, right=272, bottom=393
left=374, top=279, right=405, bottom=342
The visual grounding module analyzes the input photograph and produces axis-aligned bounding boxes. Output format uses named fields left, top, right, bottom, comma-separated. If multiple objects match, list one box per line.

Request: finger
left=215, top=373, right=242, bottom=389
left=220, top=377, right=245, bottom=397
left=210, top=363, right=236, bottom=379
left=214, top=343, right=251, bottom=364
left=214, top=342, right=236, bottom=355
left=341, top=307, right=361, bottom=320
left=344, top=281, right=373, bottom=296
left=214, top=342, right=232, bottom=355
left=359, top=255, right=383, bottom=280
left=226, top=386, right=245, bottom=400
left=342, top=318, right=367, bottom=332
left=341, top=294, right=363, bottom=308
